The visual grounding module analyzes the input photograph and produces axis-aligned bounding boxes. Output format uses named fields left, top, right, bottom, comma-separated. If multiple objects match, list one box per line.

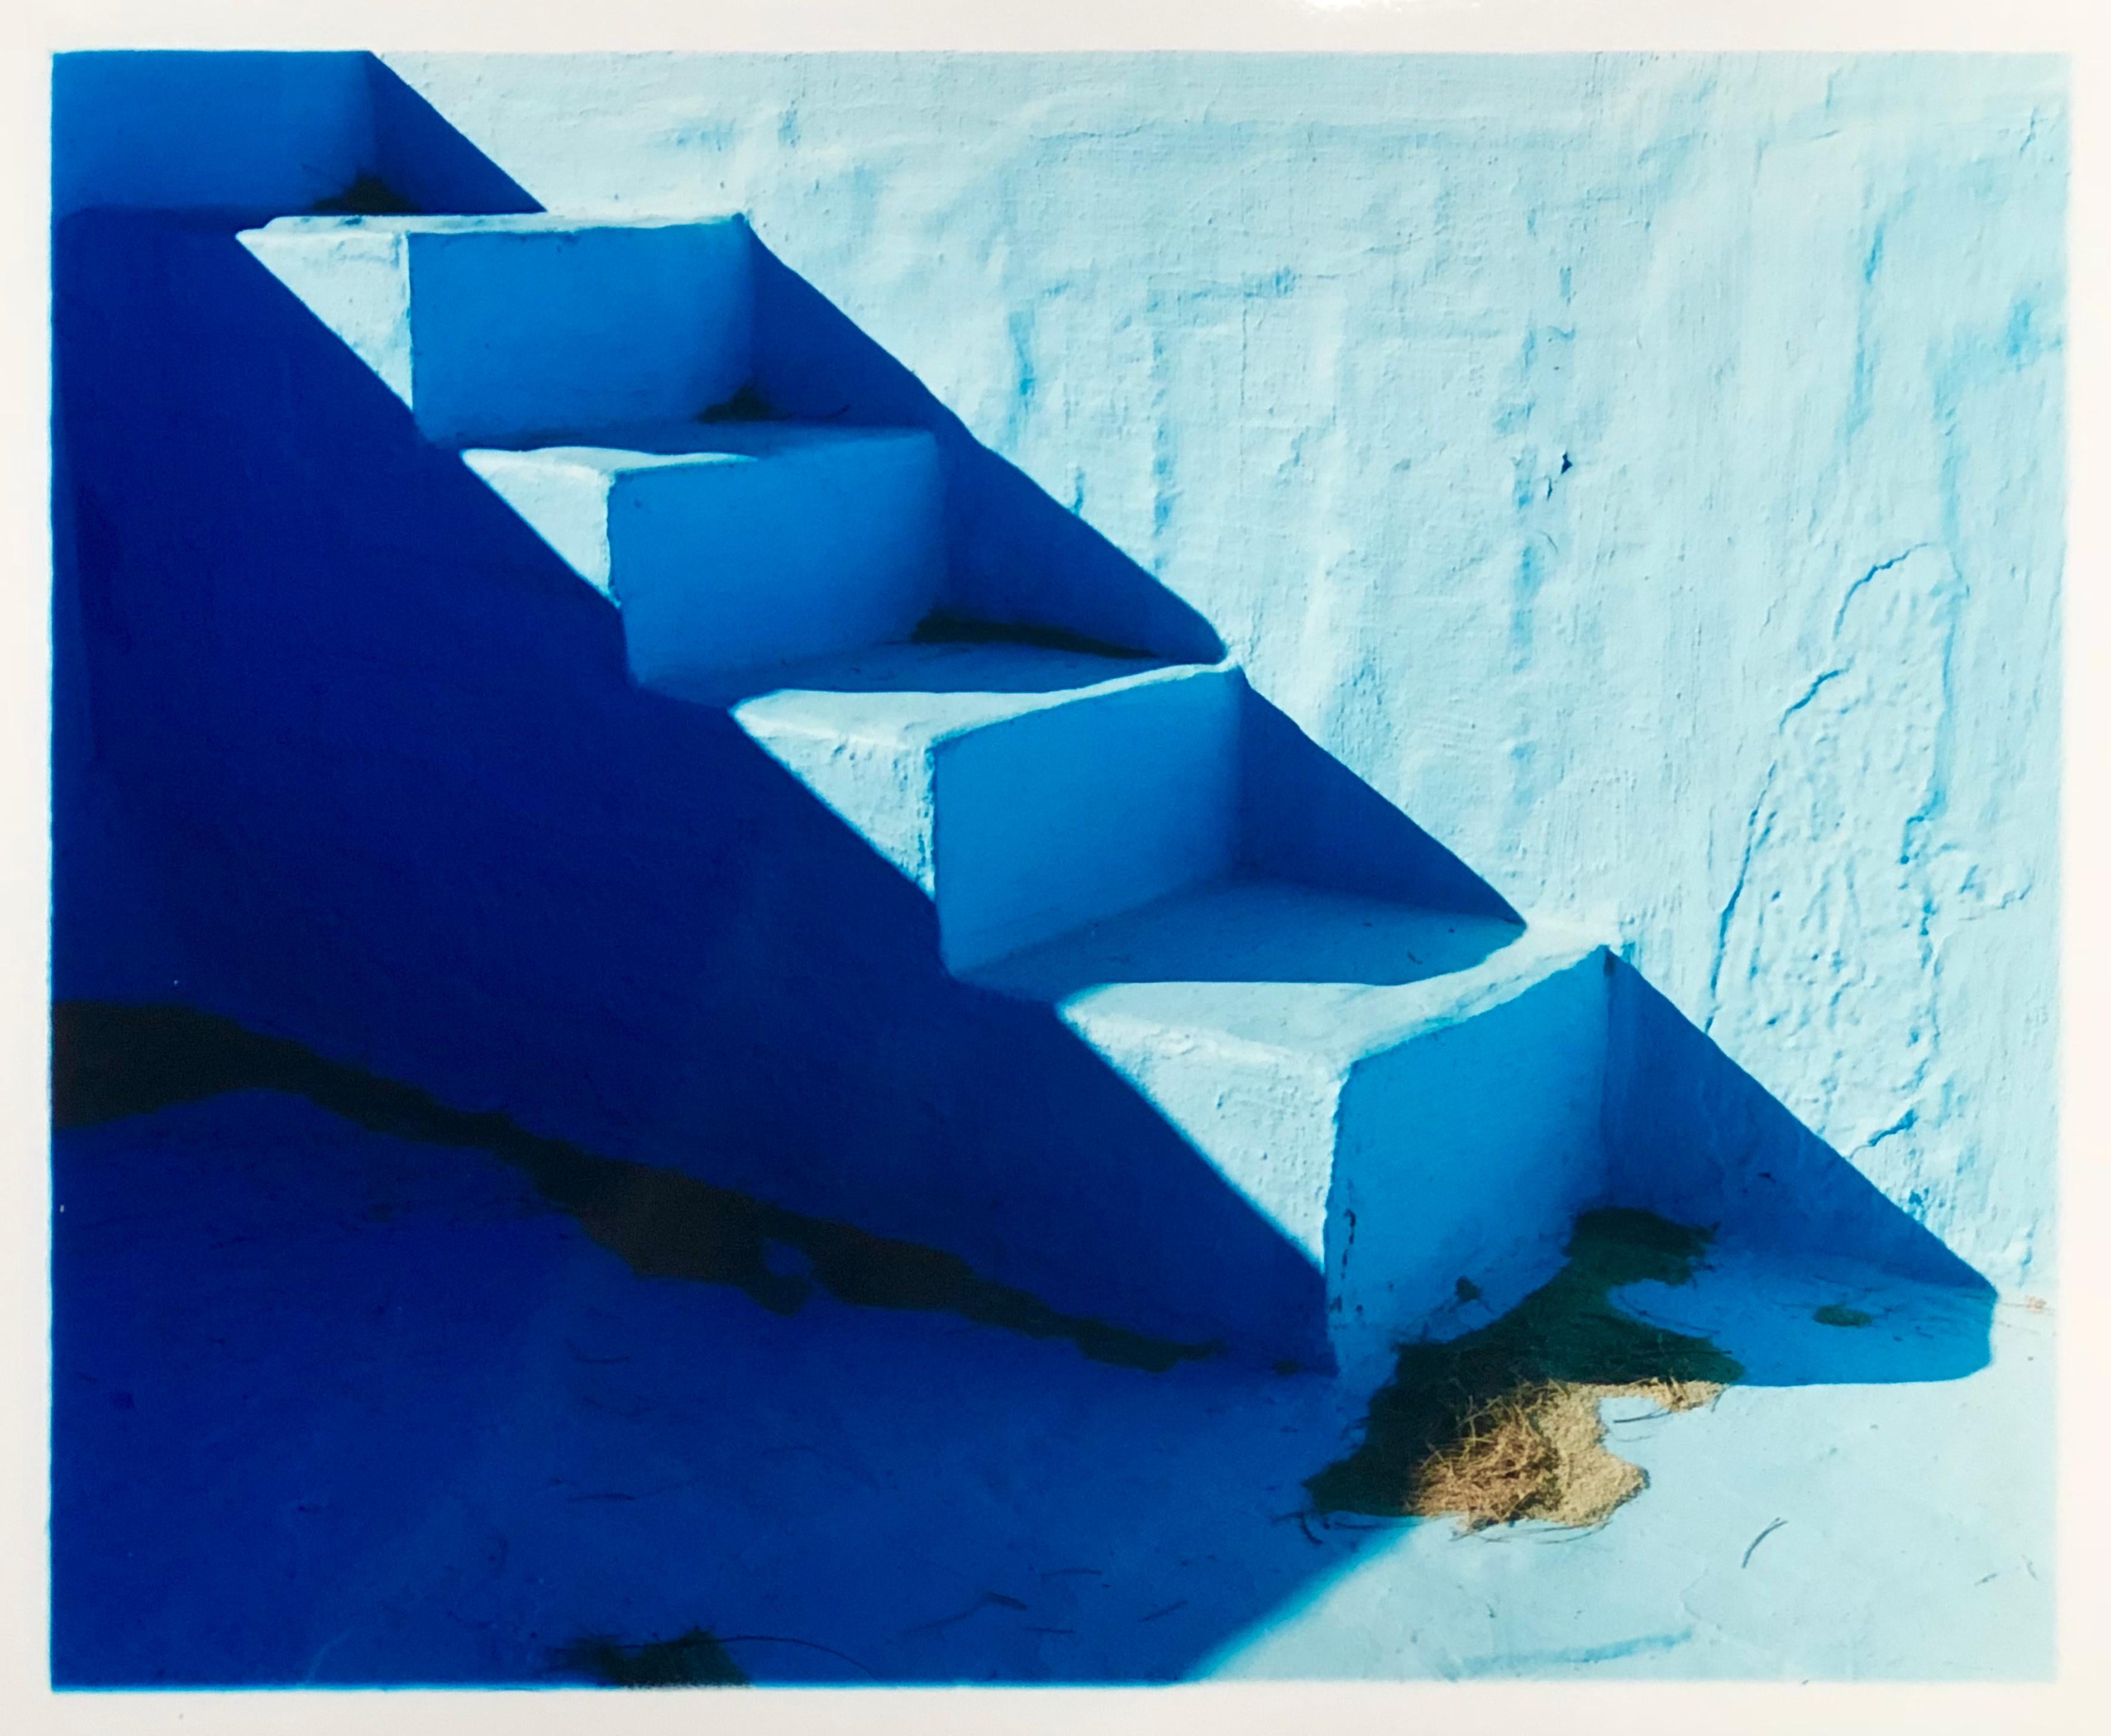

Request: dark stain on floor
left=1308, top=1208, right=1745, bottom=1530
left=51, top=1001, right=1213, bottom=1374
left=559, top=1627, right=747, bottom=1687
left=1814, top=1303, right=1875, bottom=1328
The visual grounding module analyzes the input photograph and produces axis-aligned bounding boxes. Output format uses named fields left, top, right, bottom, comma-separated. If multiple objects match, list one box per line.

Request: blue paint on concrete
left=52, top=206, right=1336, bottom=1363
left=916, top=662, right=1243, bottom=970
left=466, top=425, right=944, bottom=685
left=1215, top=1256, right=2040, bottom=1682
left=242, top=216, right=754, bottom=445
left=51, top=51, right=2020, bottom=1362
left=977, top=902, right=1607, bottom=1382
left=742, top=233, right=1226, bottom=664
left=51, top=52, right=372, bottom=218
left=728, top=645, right=1239, bottom=967
left=48, top=50, right=2054, bottom=1681
left=49, top=1093, right=1358, bottom=1685
left=361, top=59, right=543, bottom=219
left=369, top=50, right=2061, bottom=1290
left=53, top=53, right=540, bottom=222
left=218, top=193, right=1646, bottom=1377
left=1237, top=686, right=1523, bottom=924
left=50, top=1094, right=2042, bottom=1685
left=1602, top=960, right=1989, bottom=1293
left=1327, top=947, right=1608, bottom=1385
left=74, top=187, right=1646, bottom=1360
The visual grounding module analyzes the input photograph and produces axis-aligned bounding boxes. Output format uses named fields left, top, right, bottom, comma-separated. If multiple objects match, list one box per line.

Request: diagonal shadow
left=50, top=1000, right=1217, bottom=1373
left=50, top=1082, right=1372, bottom=1686
left=48, top=53, right=2001, bottom=1685
left=737, top=241, right=1518, bottom=925
left=1595, top=958, right=1995, bottom=1385
left=744, top=234, right=1224, bottom=665
left=53, top=206, right=1329, bottom=1368
left=362, top=57, right=543, bottom=217
left=1238, top=688, right=1523, bottom=923
left=49, top=199, right=1363, bottom=1684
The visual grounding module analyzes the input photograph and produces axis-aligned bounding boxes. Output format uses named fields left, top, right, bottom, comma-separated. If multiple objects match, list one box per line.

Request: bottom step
left=973, top=879, right=1611, bottom=1382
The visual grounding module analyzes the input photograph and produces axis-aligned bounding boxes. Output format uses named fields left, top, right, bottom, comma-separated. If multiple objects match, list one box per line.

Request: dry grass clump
left=1410, top=1375, right=1722, bottom=1528
left=1308, top=1209, right=1742, bottom=1531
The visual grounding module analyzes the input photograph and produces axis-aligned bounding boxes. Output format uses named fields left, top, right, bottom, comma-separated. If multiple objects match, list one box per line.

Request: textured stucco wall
left=382, top=53, right=2064, bottom=1286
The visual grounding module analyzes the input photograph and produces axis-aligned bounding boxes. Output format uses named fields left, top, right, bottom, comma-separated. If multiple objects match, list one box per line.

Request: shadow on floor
left=51, top=1088, right=1359, bottom=1686
left=54, top=203, right=1339, bottom=1368
left=50, top=1009, right=1999, bottom=1685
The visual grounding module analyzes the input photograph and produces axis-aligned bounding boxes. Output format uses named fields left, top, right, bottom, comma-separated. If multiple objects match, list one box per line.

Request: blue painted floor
left=51, top=1090, right=2051, bottom=1685
left=1217, top=1249, right=2053, bottom=1680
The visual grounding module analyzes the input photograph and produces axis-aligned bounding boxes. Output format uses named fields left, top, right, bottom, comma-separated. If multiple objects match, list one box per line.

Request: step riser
left=466, top=434, right=945, bottom=686
left=740, top=669, right=1244, bottom=974
left=1065, top=1029, right=1342, bottom=1274
left=241, top=219, right=753, bottom=445
left=932, top=673, right=1243, bottom=972
left=741, top=726, right=938, bottom=895
left=1059, top=949, right=1609, bottom=1373
left=620, top=442, right=945, bottom=689
left=1329, top=953, right=1610, bottom=1383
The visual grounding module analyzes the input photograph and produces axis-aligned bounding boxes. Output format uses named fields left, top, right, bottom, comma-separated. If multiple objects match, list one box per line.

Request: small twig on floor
left=899, top=1590, right=1028, bottom=1636
left=1741, top=1518, right=1787, bottom=1569
left=716, top=1634, right=879, bottom=1678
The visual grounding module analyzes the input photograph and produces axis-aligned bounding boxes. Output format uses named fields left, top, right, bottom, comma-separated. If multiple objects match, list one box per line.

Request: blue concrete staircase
left=241, top=212, right=1613, bottom=1382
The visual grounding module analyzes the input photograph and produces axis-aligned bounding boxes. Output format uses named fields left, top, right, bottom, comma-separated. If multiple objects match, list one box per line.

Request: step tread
left=966, top=875, right=1604, bottom=1070
left=694, top=639, right=1220, bottom=731
left=462, top=421, right=935, bottom=471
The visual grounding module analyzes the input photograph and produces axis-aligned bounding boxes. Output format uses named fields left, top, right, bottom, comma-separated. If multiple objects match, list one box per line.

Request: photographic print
left=43, top=36, right=2063, bottom=1691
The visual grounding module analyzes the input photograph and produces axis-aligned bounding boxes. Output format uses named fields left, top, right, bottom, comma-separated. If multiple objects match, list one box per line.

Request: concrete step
left=702, top=640, right=1244, bottom=973
left=233, top=202, right=1616, bottom=1380
left=463, top=424, right=944, bottom=686
left=238, top=214, right=753, bottom=444
left=970, top=881, right=1611, bottom=1381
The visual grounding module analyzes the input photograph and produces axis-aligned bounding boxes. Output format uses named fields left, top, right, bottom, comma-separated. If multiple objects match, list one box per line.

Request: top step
left=238, top=215, right=753, bottom=445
